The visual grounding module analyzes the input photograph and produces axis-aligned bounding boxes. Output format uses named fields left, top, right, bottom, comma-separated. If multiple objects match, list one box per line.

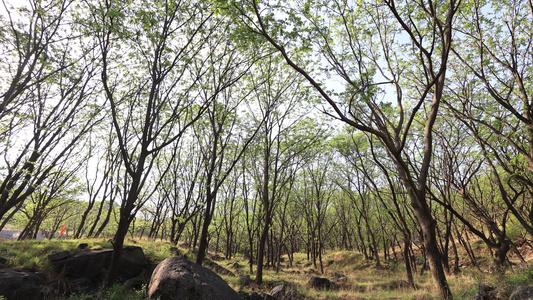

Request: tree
left=227, top=0, right=460, bottom=297
left=297, top=150, right=336, bottom=274
left=192, top=42, right=263, bottom=265
left=17, top=165, right=84, bottom=240
left=0, top=0, right=100, bottom=224
left=447, top=0, right=533, bottom=238
left=162, top=139, right=205, bottom=245
left=0, top=0, right=77, bottom=120
left=87, top=0, right=234, bottom=285
left=246, top=56, right=325, bottom=283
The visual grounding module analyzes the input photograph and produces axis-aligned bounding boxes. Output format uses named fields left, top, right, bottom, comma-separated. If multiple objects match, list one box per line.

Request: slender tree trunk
left=94, top=198, right=114, bottom=238
left=403, top=237, right=415, bottom=288
left=196, top=192, right=214, bottom=265
left=450, top=233, right=460, bottom=274
left=104, top=160, right=144, bottom=287
left=0, top=201, right=23, bottom=231
left=75, top=201, right=95, bottom=239
left=256, top=209, right=271, bottom=284
left=104, top=211, right=131, bottom=287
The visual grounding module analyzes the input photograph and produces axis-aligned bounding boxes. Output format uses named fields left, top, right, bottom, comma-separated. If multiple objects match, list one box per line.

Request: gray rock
left=51, top=246, right=146, bottom=282
left=308, top=276, right=336, bottom=290
left=473, top=285, right=498, bottom=300
left=270, top=285, right=286, bottom=300
left=284, top=289, right=304, bottom=300
left=147, top=256, right=241, bottom=300
left=68, top=277, right=94, bottom=295
left=510, top=285, right=533, bottom=300
left=77, top=243, right=89, bottom=250
left=0, top=268, right=46, bottom=300
left=41, top=279, right=67, bottom=298
left=47, top=250, right=71, bottom=261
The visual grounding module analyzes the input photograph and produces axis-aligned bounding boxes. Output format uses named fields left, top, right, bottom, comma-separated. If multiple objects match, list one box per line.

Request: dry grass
left=217, top=248, right=533, bottom=299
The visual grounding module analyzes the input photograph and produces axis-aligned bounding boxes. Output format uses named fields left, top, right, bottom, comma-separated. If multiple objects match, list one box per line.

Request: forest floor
left=1, top=237, right=533, bottom=299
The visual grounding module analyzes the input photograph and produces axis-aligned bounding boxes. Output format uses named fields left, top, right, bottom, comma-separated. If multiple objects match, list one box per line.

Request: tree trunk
left=196, top=193, right=214, bottom=265
left=256, top=209, right=271, bottom=284
left=418, top=213, right=451, bottom=299
left=494, top=240, right=511, bottom=266
left=104, top=211, right=131, bottom=287
left=403, top=238, right=415, bottom=288
left=94, top=198, right=114, bottom=238
left=75, top=201, right=95, bottom=239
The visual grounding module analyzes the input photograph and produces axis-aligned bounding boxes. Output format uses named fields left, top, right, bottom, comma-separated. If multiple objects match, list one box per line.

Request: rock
left=67, top=277, right=96, bottom=294
left=246, top=292, right=274, bottom=300
left=284, top=289, right=303, bottom=300
left=51, top=246, right=147, bottom=282
left=510, top=285, right=533, bottom=300
left=232, top=262, right=242, bottom=269
left=124, top=277, right=145, bottom=291
left=204, top=259, right=235, bottom=276
left=48, top=250, right=71, bottom=261
left=308, top=276, right=336, bottom=290
left=474, top=285, right=499, bottom=300
left=270, top=285, right=286, bottom=300
left=147, top=256, right=241, bottom=300
left=77, top=243, right=89, bottom=250
left=68, top=277, right=94, bottom=295
left=303, top=261, right=312, bottom=268
left=0, top=268, right=46, bottom=300
left=239, top=275, right=251, bottom=287
left=41, top=279, right=67, bottom=299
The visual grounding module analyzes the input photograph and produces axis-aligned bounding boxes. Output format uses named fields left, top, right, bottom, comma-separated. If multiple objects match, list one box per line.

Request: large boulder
left=270, top=285, right=286, bottom=300
left=0, top=268, right=46, bottom=300
left=510, top=285, right=533, bottom=300
left=148, top=257, right=241, bottom=300
left=308, top=276, right=336, bottom=290
left=50, top=246, right=147, bottom=282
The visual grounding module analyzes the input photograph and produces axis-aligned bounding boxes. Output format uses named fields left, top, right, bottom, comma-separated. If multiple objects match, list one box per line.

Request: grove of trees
left=1, top=0, right=531, bottom=298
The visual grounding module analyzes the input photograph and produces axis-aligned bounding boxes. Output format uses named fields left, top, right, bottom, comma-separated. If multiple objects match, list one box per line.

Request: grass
left=1, top=237, right=533, bottom=299
left=68, top=283, right=147, bottom=300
